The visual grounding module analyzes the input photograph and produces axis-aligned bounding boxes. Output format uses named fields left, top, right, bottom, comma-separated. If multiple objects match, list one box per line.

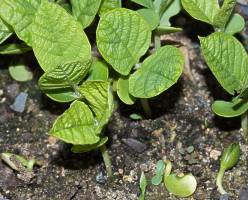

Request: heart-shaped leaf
left=212, top=99, right=248, bottom=117
left=0, top=0, right=41, bottom=45
left=200, top=32, right=248, bottom=95
left=117, top=77, right=136, bottom=105
left=164, top=173, right=197, bottom=198
left=97, top=8, right=151, bottom=75
left=50, top=100, right=99, bottom=145
left=225, top=13, right=245, bottom=35
left=129, top=45, right=183, bottom=98
left=70, top=0, right=101, bottom=29
left=32, top=1, right=91, bottom=71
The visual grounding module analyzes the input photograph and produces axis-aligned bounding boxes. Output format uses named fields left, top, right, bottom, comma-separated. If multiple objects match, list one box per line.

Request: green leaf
left=137, top=8, right=160, bottom=30
left=225, top=13, right=245, bottom=35
left=159, top=0, right=181, bottom=27
left=32, top=1, right=91, bottom=71
left=45, top=89, right=79, bottom=103
left=0, top=0, right=41, bottom=45
left=200, top=32, right=248, bottom=95
left=181, top=0, right=219, bottom=25
left=9, top=64, right=33, bottom=82
left=117, top=77, right=136, bottom=105
left=156, top=25, right=182, bottom=34
left=70, top=0, right=101, bottom=29
left=97, top=8, right=151, bottom=75
left=151, top=175, right=163, bottom=185
left=129, top=113, right=143, bottom=120
left=129, top=45, right=183, bottom=98
left=99, top=0, right=122, bottom=16
left=139, top=172, right=147, bottom=200
left=153, top=0, right=174, bottom=17
left=0, top=18, right=12, bottom=44
left=131, top=0, right=154, bottom=9
left=212, top=99, right=248, bottom=117
left=88, top=60, right=109, bottom=81
left=71, top=137, right=108, bottom=153
left=155, top=160, right=165, bottom=174
left=164, top=173, right=197, bottom=198
left=79, top=81, right=114, bottom=132
left=0, top=43, right=31, bottom=55
left=221, top=143, right=240, bottom=170
left=39, top=61, right=91, bottom=91
left=50, top=100, right=100, bottom=145
left=213, top=0, right=236, bottom=29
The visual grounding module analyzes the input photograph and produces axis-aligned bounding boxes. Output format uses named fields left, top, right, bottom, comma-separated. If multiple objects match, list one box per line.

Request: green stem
left=164, top=160, right=172, bottom=177
left=140, top=99, right=152, bottom=118
left=216, top=167, right=227, bottom=195
left=99, top=144, right=113, bottom=178
left=241, top=112, right=248, bottom=141
left=154, top=34, right=161, bottom=50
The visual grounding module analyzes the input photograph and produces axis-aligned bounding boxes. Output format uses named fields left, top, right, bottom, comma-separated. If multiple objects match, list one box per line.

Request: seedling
left=163, top=160, right=197, bottom=198
left=1, top=152, right=36, bottom=171
left=216, top=143, right=240, bottom=195
left=139, top=171, right=148, bottom=200
left=151, top=160, right=165, bottom=185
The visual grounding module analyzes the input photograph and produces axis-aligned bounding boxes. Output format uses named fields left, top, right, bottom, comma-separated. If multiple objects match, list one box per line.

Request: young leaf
left=221, top=143, right=240, bottom=171
left=213, top=0, right=236, bottom=29
left=97, top=8, right=151, bottom=75
left=39, top=61, right=91, bottom=91
left=117, top=77, right=136, bottom=105
left=88, top=60, right=109, bottom=81
left=164, top=173, right=197, bottom=197
left=50, top=100, right=100, bottom=145
left=0, top=43, right=31, bottom=55
left=79, top=81, right=114, bottom=132
left=99, top=0, right=122, bottom=16
left=32, top=1, right=91, bottom=71
left=70, top=0, right=101, bottom=29
left=225, top=13, right=245, bottom=35
left=137, top=8, right=160, bottom=30
left=152, top=175, right=163, bottom=185
left=0, top=18, right=12, bottom=44
left=212, top=100, right=248, bottom=117
left=200, top=32, right=248, bottom=95
left=131, top=0, right=154, bottom=9
left=139, top=172, right=147, bottom=200
left=71, top=137, right=108, bottom=153
left=46, top=89, right=79, bottom=103
left=181, top=0, right=219, bottom=25
left=0, top=0, right=41, bottom=45
left=9, top=64, right=33, bottom=82
left=129, top=45, right=183, bottom=98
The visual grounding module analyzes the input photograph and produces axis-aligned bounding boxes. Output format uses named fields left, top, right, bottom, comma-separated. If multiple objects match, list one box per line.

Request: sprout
left=216, top=143, right=240, bottom=194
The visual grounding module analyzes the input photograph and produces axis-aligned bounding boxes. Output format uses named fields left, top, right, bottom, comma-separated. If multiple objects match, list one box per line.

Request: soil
left=1, top=3, right=248, bottom=200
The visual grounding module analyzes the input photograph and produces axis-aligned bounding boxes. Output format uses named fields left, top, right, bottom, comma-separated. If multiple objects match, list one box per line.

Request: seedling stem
left=140, top=99, right=152, bottom=118
left=99, top=144, right=113, bottom=178
left=216, top=167, right=227, bottom=195
left=241, top=112, right=248, bottom=140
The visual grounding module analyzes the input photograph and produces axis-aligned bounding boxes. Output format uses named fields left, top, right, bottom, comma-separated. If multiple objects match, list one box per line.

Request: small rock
left=96, top=171, right=107, bottom=184
left=239, top=185, right=248, bottom=200
left=121, top=138, right=147, bottom=153
left=140, top=163, right=149, bottom=172
left=210, top=149, right=221, bottom=160
left=219, top=193, right=229, bottom=200
left=10, top=92, right=28, bottom=113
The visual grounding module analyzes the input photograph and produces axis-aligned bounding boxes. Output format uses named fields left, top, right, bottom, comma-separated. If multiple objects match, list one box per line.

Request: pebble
left=210, top=149, right=221, bottom=160
left=121, top=138, right=147, bottom=153
left=95, top=171, right=107, bottom=184
left=239, top=184, right=248, bottom=200
left=219, top=194, right=229, bottom=200
left=10, top=92, right=28, bottom=113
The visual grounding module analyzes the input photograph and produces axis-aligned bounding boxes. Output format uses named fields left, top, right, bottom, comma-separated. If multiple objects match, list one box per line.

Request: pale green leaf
left=0, top=0, right=41, bottom=45
left=50, top=101, right=100, bottom=145
left=131, top=0, right=154, bottom=8
left=212, top=99, right=248, bottom=117
left=137, top=8, right=160, bottom=30
left=99, top=0, right=122, bottom=16
left=139, top=172, right=147, bottom=200
left=153, top=0, right=174, bottom=17
left=160, top=0, right=181, bottom=26
left=164, top=173, right=197, bottom=198
left=213, top=0, right=236, bottom=28
left=225, top=13, right=245, bottom=35
left=32, top=1, right=91, bottom=71
left=71, top=137, right=108, bottom=153
left=0, top=18, right=12, bottom=44
left=79, top=81, right=114, bottom=132
left=70, top=0, right=101, bottom=29
left=0, top=43, right=31, bottom=55
left=156, top=25, right=182, bottom=34
left=129, top=45, right=183, bottom=98
left=200, top=32, right=248, bottom=95
left=46, top=89, right=79, bottom=103
left=88, top=60, right=109, bottom=81
left=181, top=0, right=219, bottom=25
left=117, top=77, right=136, bottom=105
left=9, top=64, right=33, bottom=82
left=97, top=8, right=151, bottom=75
left=39, top=61, right=91, bottom=90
